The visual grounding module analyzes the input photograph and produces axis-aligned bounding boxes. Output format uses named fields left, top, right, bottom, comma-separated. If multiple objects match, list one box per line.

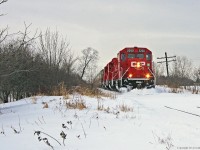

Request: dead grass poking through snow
left=104, top=91, right=117, bottom=100
left=168, top=86, right=199, bottom=94
left=63, top=94, right=70, bottom=99
left=65, top=94, right=87, bottom=110
left=43, top=102, right=49, bottom=109
left=152, top=132, right=174, bottom=150
left=170, top=88, right=183, bottom=93
left=31, top=96, right=37, bottom=104
left=117, top=103, right=134, bottom=112
left=68, top=86, right=118, bottom=99
left=97, top=100, right=104, bottom=111
left=97, top=99, right=133, bottom=113
left=187, top=86, right=199, bottom=94
left=52, top=82, right=70, bottom=97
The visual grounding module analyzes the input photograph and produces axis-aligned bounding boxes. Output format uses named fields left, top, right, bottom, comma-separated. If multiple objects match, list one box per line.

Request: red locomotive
left=101, top=47, right=155, bottom=89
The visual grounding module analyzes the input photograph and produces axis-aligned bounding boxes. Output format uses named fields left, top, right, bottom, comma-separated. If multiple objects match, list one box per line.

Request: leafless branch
left=17, top=22, right=39, bottom=51
left=11, top=126, right=20, bottom=134
left=18, top=115, right=22, bottom=132
left=81, top=123, right=87, bottom=138
left=0, top=26, right=21, bottom=44
left=0, top=26, right=8, bottom=43
left=1, top=124, right=6, bottom=136
left=0, top=69, right=37, bottom=77
left=0, top=0, right=8, bottom=16
left=0, top=0, right=8, bottom=5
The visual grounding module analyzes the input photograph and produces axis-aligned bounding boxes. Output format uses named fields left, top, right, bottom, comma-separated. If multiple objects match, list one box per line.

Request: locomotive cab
left=117, top=47, right=155, bottom=89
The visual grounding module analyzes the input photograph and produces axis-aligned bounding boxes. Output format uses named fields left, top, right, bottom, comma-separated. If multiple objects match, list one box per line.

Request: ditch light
left=146, top=73, right=150, bottom=79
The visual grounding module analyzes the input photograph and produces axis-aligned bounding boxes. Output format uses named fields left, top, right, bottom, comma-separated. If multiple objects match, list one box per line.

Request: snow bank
left=0, top=86, right=200, bottom=150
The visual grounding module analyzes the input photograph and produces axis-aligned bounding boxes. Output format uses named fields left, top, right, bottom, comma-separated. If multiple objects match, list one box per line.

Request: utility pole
left=165, top=52, right=169, bottom=77
left=157, top=52, right=176, bottom=77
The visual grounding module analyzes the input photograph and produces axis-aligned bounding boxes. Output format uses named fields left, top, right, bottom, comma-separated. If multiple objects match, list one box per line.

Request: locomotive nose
left=131, top=61, right=145, bottom=68
left=136, top=62, right=140, bottom=68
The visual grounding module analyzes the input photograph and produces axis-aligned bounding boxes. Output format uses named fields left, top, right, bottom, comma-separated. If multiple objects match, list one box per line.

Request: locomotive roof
left=119, top=47, right=152, bottom=53
left=111, top=58, right=117, bottom=61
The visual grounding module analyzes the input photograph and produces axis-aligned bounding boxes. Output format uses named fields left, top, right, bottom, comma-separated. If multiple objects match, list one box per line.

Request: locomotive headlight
left=136, top=62, right=140, bottom=68
left=146, top=73, right=150, bottom=79
left=128, top=73, right=133, bottom=78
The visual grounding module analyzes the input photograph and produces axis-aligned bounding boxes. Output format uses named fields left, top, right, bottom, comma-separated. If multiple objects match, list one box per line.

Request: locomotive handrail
left=108, top=71, right=115, bottom=86
left=111, top=72, right=119, bottom=86
left=112, top=72, right=118, bottom=79
left=119, top=67, right=130, bottom=86
left=105, top=72, right=109, bottom=85
left=121, top=67, right=130, bottom=78
left=148, top=67, right=156, bottom=85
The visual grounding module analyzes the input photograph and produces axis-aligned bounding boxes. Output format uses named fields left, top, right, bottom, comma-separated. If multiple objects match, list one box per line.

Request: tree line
left=155, top=56, right=200, bottom=87
left=0, top=24, right=99, bottom=103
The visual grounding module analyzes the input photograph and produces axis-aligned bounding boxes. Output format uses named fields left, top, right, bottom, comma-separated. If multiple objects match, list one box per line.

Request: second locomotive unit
left=102, top=47, right=155, bottom=89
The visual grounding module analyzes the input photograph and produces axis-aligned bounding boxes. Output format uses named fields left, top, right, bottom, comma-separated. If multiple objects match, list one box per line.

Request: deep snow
left=0, top=86, right=200, bottom=150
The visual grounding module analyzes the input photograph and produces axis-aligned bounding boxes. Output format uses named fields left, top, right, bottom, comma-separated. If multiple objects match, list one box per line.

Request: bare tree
left=0, top=23, right=38, bottom=77
left=0, top=23, right=39, bottom=103
left=171, top=56, right=192, bottom=78
left=156, top=56, right=195, bottom=86
left=0, top=25, right=84, bottom=103
left=193, top=66, right=200, bottom=83
left=62, top=50, right=77, bottom=75
left=39, top=29, right=70, bottom=68
left=78, top=47, right=99, bottom=80
left=154, top=63, right=165, bottom=77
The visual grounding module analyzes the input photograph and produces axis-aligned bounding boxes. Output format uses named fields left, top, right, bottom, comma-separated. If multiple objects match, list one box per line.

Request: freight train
left=101, top=47, right=155, bottom=90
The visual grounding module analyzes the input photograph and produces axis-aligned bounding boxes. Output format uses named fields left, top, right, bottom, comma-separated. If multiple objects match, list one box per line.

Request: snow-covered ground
left=0, top=86, right=200, bottom=150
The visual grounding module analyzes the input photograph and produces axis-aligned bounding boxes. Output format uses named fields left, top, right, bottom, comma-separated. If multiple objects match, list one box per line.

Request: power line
left=157, top=52, right=176, bottom=77
left=192, top=59, right=200, bottom=61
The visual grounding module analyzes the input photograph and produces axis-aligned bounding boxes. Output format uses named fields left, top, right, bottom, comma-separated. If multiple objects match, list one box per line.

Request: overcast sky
left=1, top=0, right=200, bottom=68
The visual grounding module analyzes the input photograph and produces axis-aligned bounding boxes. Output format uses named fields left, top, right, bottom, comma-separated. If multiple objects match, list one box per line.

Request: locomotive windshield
left=128, top=54, right=135, bottom=58
left=146, top=54, right=151, bottom=60
left=128, top=53, right=144, bottom=59
left=121, top=53, right=126, bottom=61
left=136, top=54, right=144, bottom=59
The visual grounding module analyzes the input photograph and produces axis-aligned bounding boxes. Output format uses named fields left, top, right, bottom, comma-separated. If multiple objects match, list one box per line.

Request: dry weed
left=97, top=100, right=133, bottom=114
left=63, top=94, right=70, bottom=99
left=170, top=88, right=183, bottom=93
left=97, top=100, right=104, bottom=111
left=104, top=92, right=117, bottom=100
left=152, top=131, right=174, bottom=150
left=52, top=82, right=69, bottom=96
left=169, top=86, right=199, bottom=94
left=69, top=86, right=117, bottom=99
left=31, top=96, right=37, bottom=104
left=66, top=94, right=86, bottom=110
left=36, top=93, right=45, bottom=96
left=191, top=86, right=199, bottom=94
left=43, top=103, right=49, bottom=109
left=117, top=103, right=133, bottom=112
left=158, top=134, right=174, bottom=150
